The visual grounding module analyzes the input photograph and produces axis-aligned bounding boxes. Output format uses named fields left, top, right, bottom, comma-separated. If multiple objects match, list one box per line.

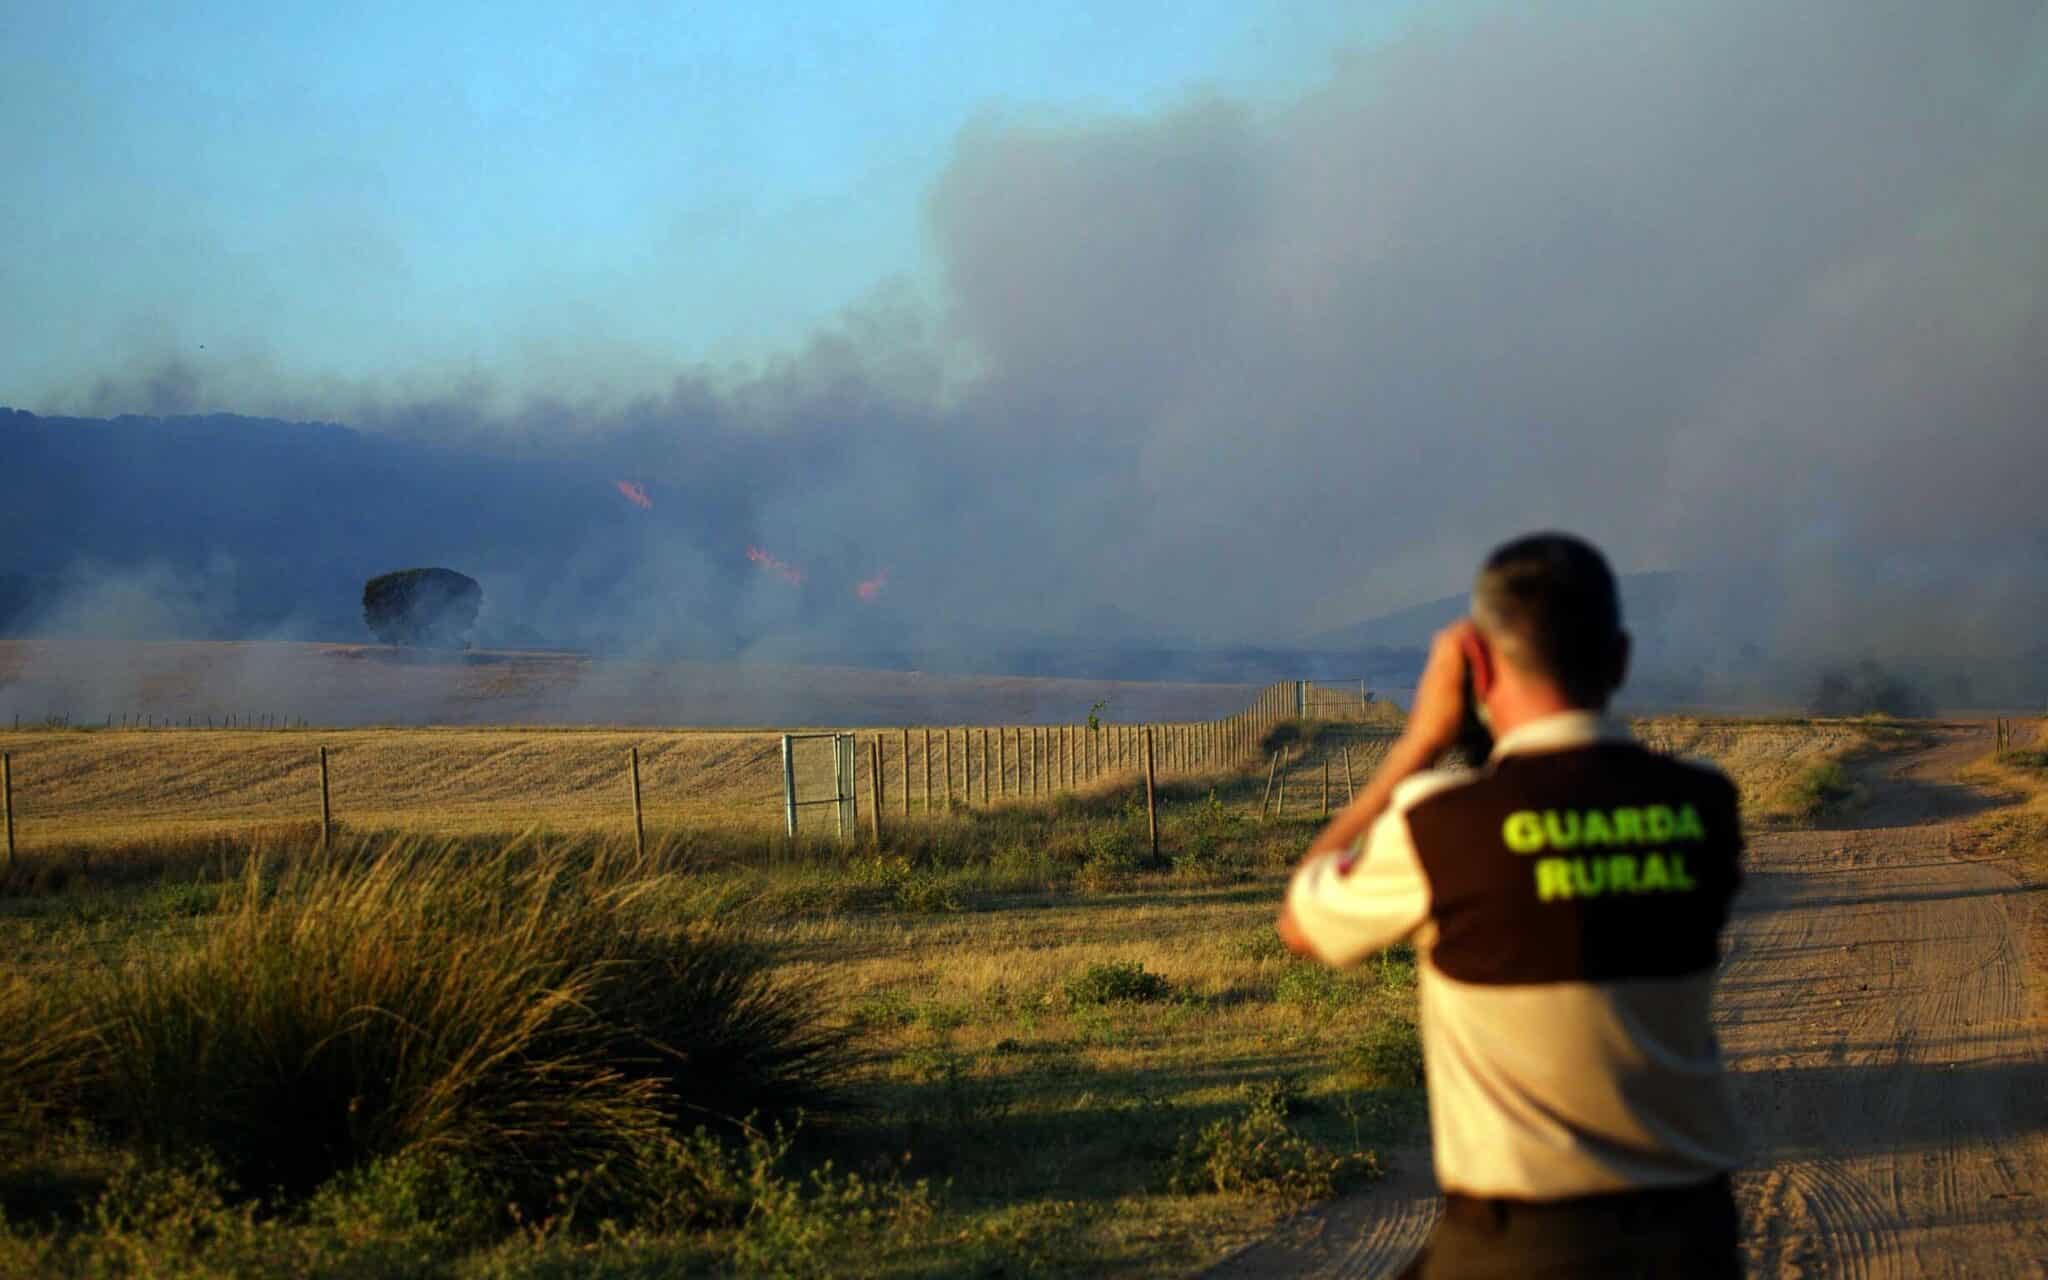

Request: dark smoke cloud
left=31, top=1, right=2048, bottom=679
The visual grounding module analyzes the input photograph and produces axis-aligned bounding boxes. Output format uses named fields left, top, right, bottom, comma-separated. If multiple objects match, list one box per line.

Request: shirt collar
left=1489, top=710, right=1632, bottom=761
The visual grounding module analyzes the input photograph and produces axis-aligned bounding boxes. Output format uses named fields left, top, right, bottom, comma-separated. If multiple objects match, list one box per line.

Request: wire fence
left=0, top=680, right=1398, bottom=863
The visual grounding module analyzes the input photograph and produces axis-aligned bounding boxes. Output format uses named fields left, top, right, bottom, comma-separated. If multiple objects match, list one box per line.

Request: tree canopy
left=362, top=568, right=481, bottom=648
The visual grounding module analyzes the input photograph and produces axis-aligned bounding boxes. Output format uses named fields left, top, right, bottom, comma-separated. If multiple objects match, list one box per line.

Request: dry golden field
left=1632, top=715, right=1902, bottom=822
left=0, top=706, right=1878, bottom=859
left=0, top=721, right=1286, bottom=850
left=0, top=639, right=1409, bottom=852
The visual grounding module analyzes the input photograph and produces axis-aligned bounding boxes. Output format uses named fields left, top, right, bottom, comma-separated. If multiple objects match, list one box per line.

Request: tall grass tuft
left=0, top=979, right=101, bottom=1154
left=22, top=834, right=858, bottom=1207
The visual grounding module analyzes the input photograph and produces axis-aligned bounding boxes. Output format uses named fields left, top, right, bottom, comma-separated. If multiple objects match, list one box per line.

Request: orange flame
left=746, top=545, right=805, bottom=586
left=615, top=480, right=652, bottom=509
left=855, top=570, right=888, bottom=602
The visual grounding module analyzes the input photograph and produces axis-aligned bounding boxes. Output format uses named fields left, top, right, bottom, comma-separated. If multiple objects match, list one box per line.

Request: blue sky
left=2, top=1, right=1422, bottom=401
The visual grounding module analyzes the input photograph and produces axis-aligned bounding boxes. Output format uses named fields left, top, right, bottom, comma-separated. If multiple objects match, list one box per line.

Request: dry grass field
left=0, top=707, right=1860, bottom=857
left=0, top=720, right=1337, bottom=854
left=0, top=692, right=1910, bottom=1276
left=0, top=727, right=788, bottom=847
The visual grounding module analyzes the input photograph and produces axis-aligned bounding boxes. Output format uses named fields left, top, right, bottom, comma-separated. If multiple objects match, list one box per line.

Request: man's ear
left=1608, top=629, right=1631, bottom=695
left=1462, top=624, right=1496, bottom=700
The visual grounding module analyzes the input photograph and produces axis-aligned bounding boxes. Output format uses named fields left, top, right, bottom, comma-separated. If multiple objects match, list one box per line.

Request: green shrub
left=987, top=843, right=1067, bottom=891
left=1084, top=824, right=1142, bottom=869
left=892, top=869, right=962, bottom=914
left=1165, top=1080, right=1370, bottom=1201
left=1062, top=960, right=1170, bottom=1008
left=1274, top=963, right=1365, bottom=1014
left=641, top=1123, right=935, bottom=1274
left=1783, top=761, right=1859, bottom=819
left=14, top=837, right=859, bottom=1210
left=1346, top=1018, right=1425, bottom=1088
left=1169, top=794, right=1254, bottom=880
left=1223, top=927, right=1289, bottom=963
left=303, top=1148, right=500, bottom=1242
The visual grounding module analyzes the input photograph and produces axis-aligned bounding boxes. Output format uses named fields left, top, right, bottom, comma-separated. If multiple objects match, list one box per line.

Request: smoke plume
left=11, top=1, right=2046, bottom=704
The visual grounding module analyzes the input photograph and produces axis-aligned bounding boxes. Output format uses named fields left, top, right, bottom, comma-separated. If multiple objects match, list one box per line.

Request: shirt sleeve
left=1285, top=798, right=1433, bottom=969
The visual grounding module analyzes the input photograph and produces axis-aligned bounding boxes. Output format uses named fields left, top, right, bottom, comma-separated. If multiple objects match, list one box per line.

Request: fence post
left=318, top=746, right=332, bottom=852
left=943, top=729, right=954, bottom=812
left=1144, top=727, right=1158, bottom=862
left=870, top=738, right=884, bottom=842
left=630, top=746, right=646, bottom=859
left=981, top=728, right=991, bottom=804
left=1262, top=752, right=1278, bottom=819
left=847, top=734, right=860, bottom=838
left=901, top=728, right=911, bottom=819
left=1343, top=744, right=1356, bottom=802
left=1322, top=759, right=1330, bottom=817
left=2, top=752, right=13, bottom=871
left=923, top=729, right=933, bottom=813
left=998, top=728, right=1009, bottom=798
left=782, top=735, right=798, bottom=837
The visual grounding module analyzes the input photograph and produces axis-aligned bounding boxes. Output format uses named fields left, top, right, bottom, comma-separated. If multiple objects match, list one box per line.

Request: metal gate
left=1295, top=680, right=1377, bottom=721
left=780, top=732, right=857, bottom=838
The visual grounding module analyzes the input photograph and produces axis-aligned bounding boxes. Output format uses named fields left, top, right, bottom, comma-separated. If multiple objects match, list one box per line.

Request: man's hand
left=1297, top=620, right=1488, bottom=861
left=1275, top=903, right=1315, bottom=957
left=1405, top=620, right=1486, bottom=759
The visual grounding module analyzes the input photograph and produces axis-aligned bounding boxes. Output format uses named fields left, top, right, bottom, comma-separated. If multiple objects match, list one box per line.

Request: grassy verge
left=0, top=743, right=1424, bottom=1277
left=1635, top=716, right=1919, bottom=827
left=1961, top=723, right=2048, bottom=867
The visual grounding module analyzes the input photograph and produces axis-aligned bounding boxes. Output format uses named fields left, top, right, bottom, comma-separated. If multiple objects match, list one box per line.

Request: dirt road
left=1210, top=724, right=2048, bottom=1277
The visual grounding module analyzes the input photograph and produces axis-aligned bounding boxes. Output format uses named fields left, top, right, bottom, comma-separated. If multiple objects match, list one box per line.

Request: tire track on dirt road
left=1207, top=725, right=2047, bottom=1278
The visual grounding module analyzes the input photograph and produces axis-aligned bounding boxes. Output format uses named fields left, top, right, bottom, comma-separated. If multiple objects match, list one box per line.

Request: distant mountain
left=0, top=408, right=1398, bottom=685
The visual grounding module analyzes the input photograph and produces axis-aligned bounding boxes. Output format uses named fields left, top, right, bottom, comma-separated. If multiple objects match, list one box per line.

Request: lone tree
left=362, top=568, right=482, bottom=648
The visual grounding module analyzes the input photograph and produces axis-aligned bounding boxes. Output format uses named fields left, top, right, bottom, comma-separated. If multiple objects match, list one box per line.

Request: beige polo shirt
left=1287, top=713, right=1746, bottom=1200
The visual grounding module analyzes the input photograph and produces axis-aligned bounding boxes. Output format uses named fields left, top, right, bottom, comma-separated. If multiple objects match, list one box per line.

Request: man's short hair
left=1471, top=533, right=1625, bottom=707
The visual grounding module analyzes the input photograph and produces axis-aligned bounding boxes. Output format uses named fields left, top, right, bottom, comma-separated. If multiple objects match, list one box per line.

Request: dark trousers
left=1397, top=1175, right=1740, bottom=1279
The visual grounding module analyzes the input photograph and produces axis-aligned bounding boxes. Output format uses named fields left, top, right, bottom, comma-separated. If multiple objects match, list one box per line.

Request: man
left=1278, top=533, right=1745, bottom=1278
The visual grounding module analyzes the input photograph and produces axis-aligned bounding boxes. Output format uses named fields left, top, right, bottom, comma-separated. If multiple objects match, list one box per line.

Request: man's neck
left=1484, top=686, right=1602, bottom=742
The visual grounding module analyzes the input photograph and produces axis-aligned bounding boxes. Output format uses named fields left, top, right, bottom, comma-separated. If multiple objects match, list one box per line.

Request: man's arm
left=1280, top=796, right=1435, bottom=966
left=1278, top=621, right=1482, bottom=954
